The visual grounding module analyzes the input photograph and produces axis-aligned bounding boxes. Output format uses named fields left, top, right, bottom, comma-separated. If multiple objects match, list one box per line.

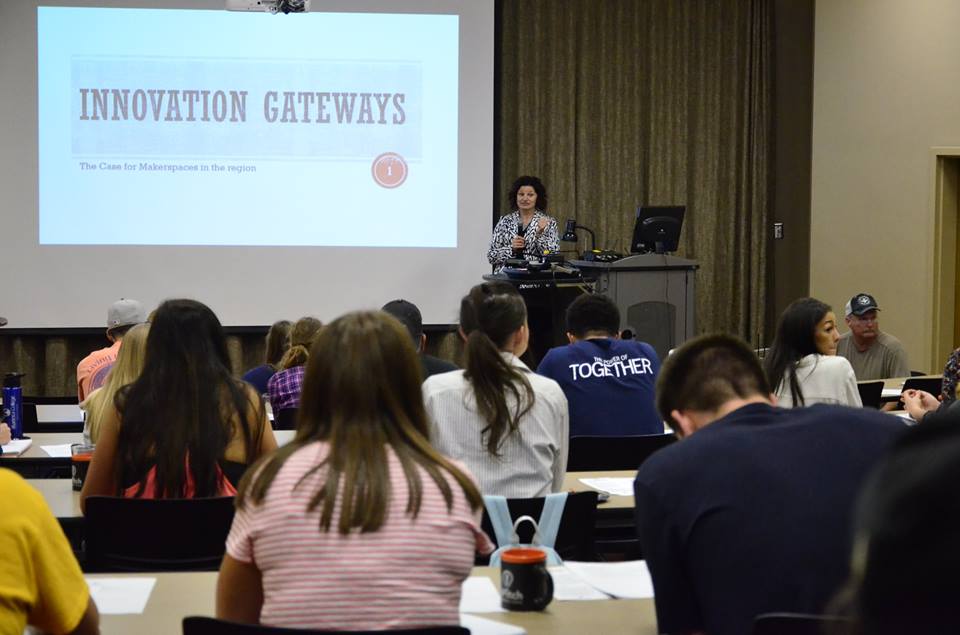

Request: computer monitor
left=631, top=205, right=685, bottom=254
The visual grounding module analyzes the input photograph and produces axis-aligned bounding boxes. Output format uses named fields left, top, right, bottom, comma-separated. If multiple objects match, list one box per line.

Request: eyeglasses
left=853, top=314, right=878, bottom=324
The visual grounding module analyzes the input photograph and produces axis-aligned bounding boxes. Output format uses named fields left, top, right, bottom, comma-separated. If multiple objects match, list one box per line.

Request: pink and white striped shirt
left=225, top=441, right=494, bottom=630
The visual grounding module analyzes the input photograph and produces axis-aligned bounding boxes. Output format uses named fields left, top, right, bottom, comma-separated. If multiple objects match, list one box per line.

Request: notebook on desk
left=1, top=438, right=33, bottom=456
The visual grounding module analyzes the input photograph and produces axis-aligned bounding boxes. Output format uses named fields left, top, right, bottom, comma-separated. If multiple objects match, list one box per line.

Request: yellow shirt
left=0, top=469, right=89, bottom=635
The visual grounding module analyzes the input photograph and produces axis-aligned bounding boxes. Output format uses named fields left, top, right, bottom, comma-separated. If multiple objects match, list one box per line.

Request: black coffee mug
left=70, top=443, right=94, bottom=491
left=500, top=548, right=554, bottom=611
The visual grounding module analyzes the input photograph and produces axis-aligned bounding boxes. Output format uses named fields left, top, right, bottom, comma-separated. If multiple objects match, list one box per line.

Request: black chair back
left=84, top=496, right=236, bottom=572
left=275, top=408, right=298, bottom=430
left=182, top=617, right=469, bottom=635
left=856, top=381, right=884, bottom=409
left=568, top=433, right=676, bottom=471
left=478, top=490, right=598, bottom=563
left=21, top=402, right=39, bottom=433
left=753, top=612, right=852, bottom=635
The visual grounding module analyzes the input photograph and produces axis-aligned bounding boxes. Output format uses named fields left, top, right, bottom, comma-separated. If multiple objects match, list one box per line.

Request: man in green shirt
left=837, top=293, right=909, bottom=380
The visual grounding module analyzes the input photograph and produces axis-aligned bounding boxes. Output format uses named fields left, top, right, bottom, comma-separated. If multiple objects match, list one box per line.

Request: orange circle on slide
left=371, top=152, right=408, bottom=188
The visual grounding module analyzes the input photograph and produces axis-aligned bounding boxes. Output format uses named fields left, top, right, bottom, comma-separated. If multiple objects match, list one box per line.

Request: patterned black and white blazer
left=486, top=210, right=560, bottom=272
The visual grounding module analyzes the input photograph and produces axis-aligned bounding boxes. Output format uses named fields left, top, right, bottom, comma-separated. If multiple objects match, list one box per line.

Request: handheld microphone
left=513, top=221, right=526, bottom=258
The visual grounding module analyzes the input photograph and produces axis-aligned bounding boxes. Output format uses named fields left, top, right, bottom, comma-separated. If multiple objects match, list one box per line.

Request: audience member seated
left=634, top=334, right=905, bottom=635
left=217, top=311, right=493, bottom=630
left=764, top=297, right=861, bottom=407
left=242, top=320, right=292, bottom=395
left=423, top=282, right=568, bottom=497
left=382, top=299, right=458, bottom=380
left=266, top=316, right=323, bottom=413
left=76, top=297, right=147, bottom=401
left=80, top=299, right=277, bottom=508
left=0, top=468, right=99, bottom=634
left=837, top=293, right=909, bottom=380
left=537, top=293, right=662, bottom=436
left=901, top=346, right=960, bottom=422
left=80, top=322, right=149, bottom=444
left=833, top=407, right=960, bottom=634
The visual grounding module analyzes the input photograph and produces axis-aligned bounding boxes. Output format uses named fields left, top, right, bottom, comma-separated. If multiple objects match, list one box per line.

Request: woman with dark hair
left=486, top=175, right=560, bottom=273
left=217, top=311, right=492, bottom=630
left=764, top=297, right=861, bottom=408
left=266, top=316, right=322, bottom=412
left=423, top=282, right=568, bottom=497
left=80, top=299, right=277, bottom=506
left=242, top=319, right=292, bottom=395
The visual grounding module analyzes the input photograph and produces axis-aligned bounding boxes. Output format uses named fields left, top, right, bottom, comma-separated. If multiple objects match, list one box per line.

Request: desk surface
left=92, top=567, right=657, bottom=635
left=4, top=429, right=297, bottom=462
left=28, top=478, right=80, bottom=517
left=2, top=432, right=79, bottom=460
left=564, top=470, right=635, bottom=509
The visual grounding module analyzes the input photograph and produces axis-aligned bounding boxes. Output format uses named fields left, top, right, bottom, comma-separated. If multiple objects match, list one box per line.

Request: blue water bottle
left=3, top=372, right=25, bottom=439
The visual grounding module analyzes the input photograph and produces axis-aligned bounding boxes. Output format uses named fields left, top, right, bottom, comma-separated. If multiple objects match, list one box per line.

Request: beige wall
left=811, top=0, right=960, bottom=372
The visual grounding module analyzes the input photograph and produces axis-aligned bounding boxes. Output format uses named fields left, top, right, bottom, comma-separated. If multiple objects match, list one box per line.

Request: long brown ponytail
left=460, top=282, right=534, bottom=455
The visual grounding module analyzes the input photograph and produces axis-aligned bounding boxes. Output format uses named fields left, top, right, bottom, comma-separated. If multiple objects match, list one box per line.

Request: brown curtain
left=0, top=331, right=264, bottom=398
left=498, top=0, right=772, bottom=342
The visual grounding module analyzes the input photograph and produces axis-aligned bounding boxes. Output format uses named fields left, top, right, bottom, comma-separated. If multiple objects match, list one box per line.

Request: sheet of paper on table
left=578, top=477, right=634, bottom=497
left=881, top=387, right=903, bottom=399
left=42, top=443, right=74, bottom=458
left=85, top=577, right=156, bottom=614
left=460, top=614, right=525, bottom=635
left=460, top=576, right=505, bottom=613
left=1, top=438, right=33, bottom=456
left=563, top=561, right=655, bottom=599
left=548, top=566, right=610, bottom=600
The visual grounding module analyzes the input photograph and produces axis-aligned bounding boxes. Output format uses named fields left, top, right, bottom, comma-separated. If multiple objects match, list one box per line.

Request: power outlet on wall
left=773, top=222, right=784, bottom=240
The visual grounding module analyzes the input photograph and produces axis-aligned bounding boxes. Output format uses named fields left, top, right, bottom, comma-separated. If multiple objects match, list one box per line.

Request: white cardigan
left=775, top=354, right=862, bottom=408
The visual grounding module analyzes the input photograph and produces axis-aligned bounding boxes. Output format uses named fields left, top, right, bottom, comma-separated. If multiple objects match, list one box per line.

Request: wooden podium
left=570, top=254, right=698, bottom=359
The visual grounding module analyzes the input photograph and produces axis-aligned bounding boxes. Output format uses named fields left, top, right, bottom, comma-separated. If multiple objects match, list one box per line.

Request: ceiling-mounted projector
left=225, top=0, right=309, bottom=13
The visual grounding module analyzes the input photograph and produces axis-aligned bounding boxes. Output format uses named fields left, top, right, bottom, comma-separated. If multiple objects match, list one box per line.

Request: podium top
left=570, top=254, right=699, bottom=272
left=481, top=272, right=591, bottom=290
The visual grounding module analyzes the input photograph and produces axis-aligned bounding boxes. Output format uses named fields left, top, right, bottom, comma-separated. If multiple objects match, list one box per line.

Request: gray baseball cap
left=107, top=298, right=146, bottom=330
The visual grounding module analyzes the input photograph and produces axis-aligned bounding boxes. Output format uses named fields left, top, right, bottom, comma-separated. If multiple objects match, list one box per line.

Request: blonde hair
left=84, top=322, right=150, bottom=442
